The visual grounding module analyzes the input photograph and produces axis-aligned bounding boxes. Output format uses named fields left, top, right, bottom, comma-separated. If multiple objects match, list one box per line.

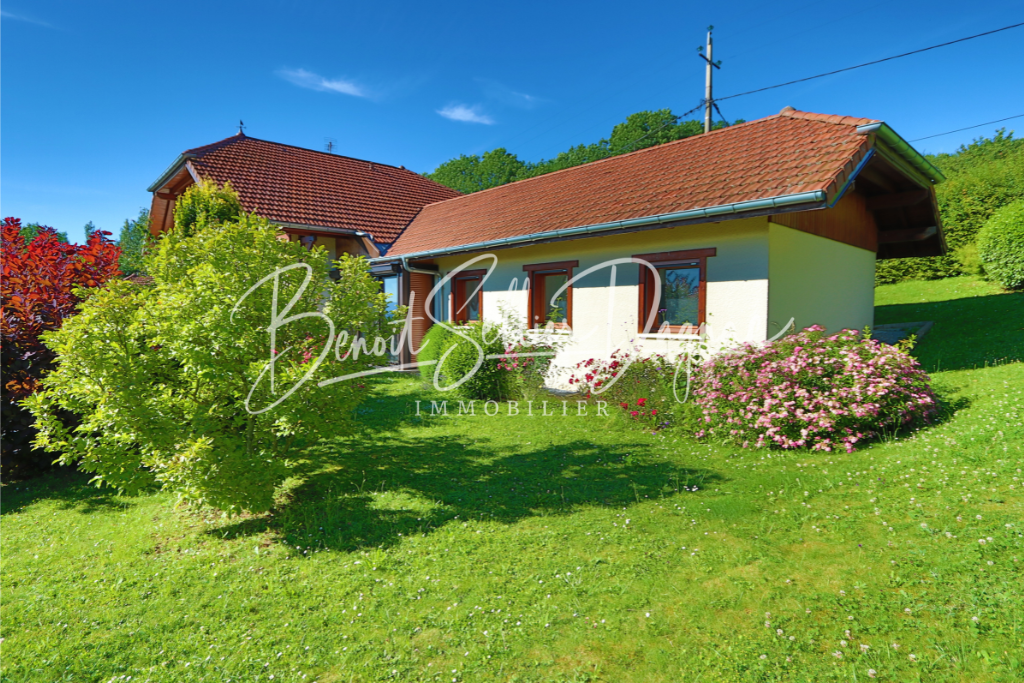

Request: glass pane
left=658, top=267, right=700, bottom=328
left=543, top=273, right=568, bottom=325
left=465, top=282, right=480, bottom=321
left=382, top=276, right=399, bottom=315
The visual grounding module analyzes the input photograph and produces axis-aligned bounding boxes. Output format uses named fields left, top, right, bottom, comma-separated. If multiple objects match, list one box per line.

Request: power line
left=911, top=114, right=1024, bottom=142
left=717, top=21, right=1024, bottom=102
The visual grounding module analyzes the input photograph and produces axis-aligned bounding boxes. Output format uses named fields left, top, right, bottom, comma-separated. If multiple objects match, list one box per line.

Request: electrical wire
left=712, top=101, right=729, bottom=126
left=716, top=21, right=1024, bottom=102
left=911, top=114, right=1024, bottom=142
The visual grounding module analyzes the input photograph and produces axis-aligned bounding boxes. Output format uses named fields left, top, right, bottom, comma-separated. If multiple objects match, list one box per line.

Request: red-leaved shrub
left=693, top=325, right=938, bottom=452
left=1, top=217, right=121, bottom=476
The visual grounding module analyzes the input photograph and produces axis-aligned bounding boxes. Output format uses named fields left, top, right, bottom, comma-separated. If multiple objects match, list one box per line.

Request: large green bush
left=876, top=130, right=1024, bottom=285
left=416, top=323, right=454, bottom=379
left=977, top=199, right=1024, bottom=289
left=26, top=185, right=393, bottom=513
left=432, top=322, right=516, bottom=400
left=426, top=319, right=561, bottom=401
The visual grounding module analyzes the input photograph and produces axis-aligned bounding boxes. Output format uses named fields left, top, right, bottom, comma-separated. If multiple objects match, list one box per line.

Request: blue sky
left=3, top=1, right=1022, bottom=244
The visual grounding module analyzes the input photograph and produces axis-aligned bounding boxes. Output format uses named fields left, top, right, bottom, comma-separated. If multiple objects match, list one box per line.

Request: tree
left=1, top=218, right=121, bottom=477
left=426, top=148, right=529, bottom=194
left=117, top=208, right=152, bottom=276
left=19, top=222, right=68, bottom=244
left=26, top=184, right=396, bottom=513
left=427, top=109, right=741, bottom=193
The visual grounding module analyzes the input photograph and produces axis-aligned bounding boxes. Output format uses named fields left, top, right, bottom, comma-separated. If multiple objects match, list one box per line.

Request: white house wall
left=767, top=222, right=875, bottom=336
left=432, top=218, right=772, bottom=386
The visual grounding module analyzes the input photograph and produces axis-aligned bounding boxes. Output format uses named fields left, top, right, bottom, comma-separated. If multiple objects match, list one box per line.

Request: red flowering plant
left=570, top=347, right=699, bottom=431
left=1, top=218, right=121, bottom=476
left=692, top=325, right=938, bottom=452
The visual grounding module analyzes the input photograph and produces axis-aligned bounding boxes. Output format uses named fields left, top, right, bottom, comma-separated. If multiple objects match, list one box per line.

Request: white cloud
left=275, top=68, right=367, bottom=98
left=1, top=10, right=55, bottom=28
left=437, top=104, right=495, bottom=125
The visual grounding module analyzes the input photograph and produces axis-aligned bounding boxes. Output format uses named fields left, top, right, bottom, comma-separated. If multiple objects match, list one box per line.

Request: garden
left=2, top=166, right=1024, bottom=681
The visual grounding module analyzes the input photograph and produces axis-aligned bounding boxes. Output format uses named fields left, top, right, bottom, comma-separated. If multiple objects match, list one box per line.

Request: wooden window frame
left=451, top=269, right=487, bottom=323
left=633, top=248, right=716, bottom=334
left=523, top=260, right=578, bottom=330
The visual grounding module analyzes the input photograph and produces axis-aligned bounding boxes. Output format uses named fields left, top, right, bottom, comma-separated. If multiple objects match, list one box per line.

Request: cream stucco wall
left=432, top=218, right=772, bottom=386
left=767, top=222, right=875, bottom=336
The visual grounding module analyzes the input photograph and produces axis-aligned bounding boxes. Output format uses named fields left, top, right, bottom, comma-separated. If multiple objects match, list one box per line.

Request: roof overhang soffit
left=147, top=154, right=200, bottom=193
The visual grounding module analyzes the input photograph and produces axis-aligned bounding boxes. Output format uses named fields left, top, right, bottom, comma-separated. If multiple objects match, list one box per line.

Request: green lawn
left=2, top=278, right=1022, bottom=682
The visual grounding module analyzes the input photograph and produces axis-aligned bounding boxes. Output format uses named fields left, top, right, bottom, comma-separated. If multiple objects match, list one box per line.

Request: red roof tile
left=166, top=134, right=461, bottom=245
left=387, top=109, right=880, bottom=256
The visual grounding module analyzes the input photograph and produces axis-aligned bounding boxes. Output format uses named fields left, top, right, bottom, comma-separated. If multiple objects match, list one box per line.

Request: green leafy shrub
left=977, top=199, right=1024, bottom=289
left=173, top=179, right=243, bottom=236
left=568, top=348, right=702, bottom=431
left=25, top=185, right=393, bottom=513
left=693, top=326, right=938, bottom=452
left=426, top=317, right=562, bottom=401
left=416, top=323, right=454, bottom=379
left=433, top=322, right=515, bottom=400
left=954, top=241, right=985, bottom=277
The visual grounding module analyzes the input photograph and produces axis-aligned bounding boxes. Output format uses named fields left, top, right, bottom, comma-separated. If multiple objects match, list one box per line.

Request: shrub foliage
left=977, top=199, right=1024, bottom=290
left=25, top=186, right=394, bottom=513
left=1, top=218, right=121, bottom=477
left=568, top=349, right=697, bottom=430
left=693, top=326, right=938, bottom=452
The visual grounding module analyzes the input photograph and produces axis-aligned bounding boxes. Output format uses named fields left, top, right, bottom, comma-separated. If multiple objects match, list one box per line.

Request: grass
left=2, top=278, right=1023, bottom=682
left=875, top=276, right=1024, bottom=372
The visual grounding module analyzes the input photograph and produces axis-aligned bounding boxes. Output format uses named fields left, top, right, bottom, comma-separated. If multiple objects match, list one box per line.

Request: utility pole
left=697, top=26, right=722, bottom=134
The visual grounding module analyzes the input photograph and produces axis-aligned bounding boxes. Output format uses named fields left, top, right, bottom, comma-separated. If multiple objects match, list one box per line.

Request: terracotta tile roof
left=387, top=108, right=880, bottom=256
left=170, top=134, right=461, bottom=245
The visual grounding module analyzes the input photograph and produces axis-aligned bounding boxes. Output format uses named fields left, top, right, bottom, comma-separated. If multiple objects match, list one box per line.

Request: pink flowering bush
left=693, top=325, right=938, bottom=452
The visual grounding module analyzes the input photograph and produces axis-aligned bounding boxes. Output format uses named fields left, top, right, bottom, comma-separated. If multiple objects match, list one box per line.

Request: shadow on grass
left=0, top=467, right=136, bottom=516
left=875, top=290, right=1024, bottom=372
left=211, top=431, right=719, bottom=552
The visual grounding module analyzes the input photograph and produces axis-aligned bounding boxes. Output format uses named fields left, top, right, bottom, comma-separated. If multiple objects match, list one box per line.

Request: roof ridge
left=202, top=134, right=427, bottom=176
left=184, top=132, right=248, bottom=156
left=777, top=107, right=879, bottom=127
left=414, top=113, right=785, bottom=209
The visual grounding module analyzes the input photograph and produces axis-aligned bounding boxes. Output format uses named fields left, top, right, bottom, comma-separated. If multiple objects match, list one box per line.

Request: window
left=634, top=248, right=716, bottom=334
left=452, top=269, right=486, bottom=323
left=380, top=275, right=400, bottom=316
left=523, top=260, right=577, bottom=329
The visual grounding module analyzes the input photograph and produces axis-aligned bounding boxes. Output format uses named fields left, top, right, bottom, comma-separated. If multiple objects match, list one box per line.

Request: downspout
left=826, top=149, right=875, bottom=208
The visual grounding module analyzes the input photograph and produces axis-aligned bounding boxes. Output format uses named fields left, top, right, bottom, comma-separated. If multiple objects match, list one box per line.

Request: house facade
left=148, top=108, right=946, bottom=378
left=375, top=108, right=945, bottom=376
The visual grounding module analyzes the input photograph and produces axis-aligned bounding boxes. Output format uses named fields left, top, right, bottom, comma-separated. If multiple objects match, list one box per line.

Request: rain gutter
left=372, top=189, right=826, bottom=263
left=147, top=153, right=197, bottom=192
left=856, top=122, right=946, bottom=184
